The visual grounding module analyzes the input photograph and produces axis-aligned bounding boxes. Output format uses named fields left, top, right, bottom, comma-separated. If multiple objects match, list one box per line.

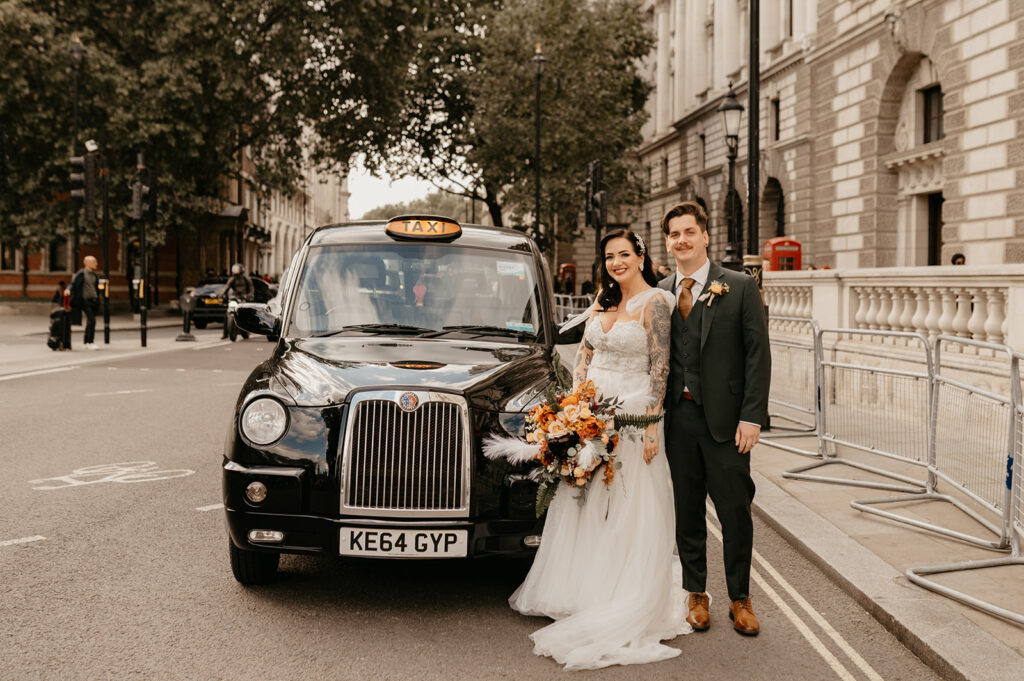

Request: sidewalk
left=751, top=437, right=1024, bottom=681
left=0, top=301, right=223, bottom=379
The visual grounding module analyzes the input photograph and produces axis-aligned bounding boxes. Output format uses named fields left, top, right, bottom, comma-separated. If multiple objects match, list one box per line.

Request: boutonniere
left=699, top=280, right=730, bottom=307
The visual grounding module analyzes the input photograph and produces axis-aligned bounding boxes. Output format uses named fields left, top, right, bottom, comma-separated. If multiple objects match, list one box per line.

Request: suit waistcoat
left=670, top=297, right=704, bottom=405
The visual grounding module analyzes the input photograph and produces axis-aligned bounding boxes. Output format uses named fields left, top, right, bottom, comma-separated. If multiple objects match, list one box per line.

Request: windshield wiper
left=424, top=324, right=536, bottom=339
left=312, top=323, right=434, bottom=337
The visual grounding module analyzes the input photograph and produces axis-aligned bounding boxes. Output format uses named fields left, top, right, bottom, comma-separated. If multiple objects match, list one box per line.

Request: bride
left=509, top=228, right=691, bottom=670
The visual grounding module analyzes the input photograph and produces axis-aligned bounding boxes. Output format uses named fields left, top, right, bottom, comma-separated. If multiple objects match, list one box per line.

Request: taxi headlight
left=241, top=398, right=288, bottom=445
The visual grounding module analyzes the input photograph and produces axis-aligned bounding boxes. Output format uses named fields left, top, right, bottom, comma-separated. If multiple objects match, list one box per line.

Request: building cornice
left=636, top=128, right=680, bottom=157
left=804, top=16, right=887, bottom=66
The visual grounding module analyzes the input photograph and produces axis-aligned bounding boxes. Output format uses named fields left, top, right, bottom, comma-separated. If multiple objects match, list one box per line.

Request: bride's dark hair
left=597, top=228, right=659, bottom=310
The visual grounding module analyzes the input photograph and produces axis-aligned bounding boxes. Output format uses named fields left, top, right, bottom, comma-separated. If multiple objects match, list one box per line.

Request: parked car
left=223, top=215, right=567, bottom=584
left=180, top=276, right=276, bottom=329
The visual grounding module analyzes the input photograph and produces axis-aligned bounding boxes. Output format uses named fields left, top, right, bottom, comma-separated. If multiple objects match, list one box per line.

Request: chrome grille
left=341, top=391, right=470, bottom=517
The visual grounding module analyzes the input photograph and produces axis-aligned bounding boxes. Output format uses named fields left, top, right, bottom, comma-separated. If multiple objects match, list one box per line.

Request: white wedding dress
left=509, top=288, right=691, bottom=670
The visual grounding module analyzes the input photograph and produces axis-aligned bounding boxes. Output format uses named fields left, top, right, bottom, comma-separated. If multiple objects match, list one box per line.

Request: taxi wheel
left=229, top=540, right=279, bottom=585
left=193, top=320, right=207, bottom=329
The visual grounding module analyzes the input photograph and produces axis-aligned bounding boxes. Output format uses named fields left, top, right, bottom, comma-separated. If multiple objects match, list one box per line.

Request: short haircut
left=660, top=201, right=708, bottom=235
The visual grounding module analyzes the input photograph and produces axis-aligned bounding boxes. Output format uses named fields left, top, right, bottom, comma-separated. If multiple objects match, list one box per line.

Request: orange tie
left=678, top=277, right=695, bottom=320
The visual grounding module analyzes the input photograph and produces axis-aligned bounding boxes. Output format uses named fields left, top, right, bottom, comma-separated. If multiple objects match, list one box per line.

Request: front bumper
left=225, top=508, right=541, bottom=557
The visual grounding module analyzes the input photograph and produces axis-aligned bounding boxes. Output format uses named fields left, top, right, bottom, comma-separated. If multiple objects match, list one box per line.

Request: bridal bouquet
left=484, top=374, right=663, bottom=517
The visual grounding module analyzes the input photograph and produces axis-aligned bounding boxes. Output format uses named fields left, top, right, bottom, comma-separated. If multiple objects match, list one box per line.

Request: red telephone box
left=558, top=263, right=577, bottom=295
left=762, top=237, right=802, bottom=271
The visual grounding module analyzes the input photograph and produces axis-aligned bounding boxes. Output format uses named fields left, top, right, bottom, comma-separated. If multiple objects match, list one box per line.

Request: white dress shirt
left=674, top=258, right=711, bottom=302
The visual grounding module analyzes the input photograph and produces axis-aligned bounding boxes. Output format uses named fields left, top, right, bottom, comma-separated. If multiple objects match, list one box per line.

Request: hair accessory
left=634, top=233, right=647, bottom=257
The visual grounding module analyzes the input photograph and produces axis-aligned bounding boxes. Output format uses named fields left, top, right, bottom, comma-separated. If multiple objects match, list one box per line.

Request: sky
left=346, top=166, right=436, bottom=220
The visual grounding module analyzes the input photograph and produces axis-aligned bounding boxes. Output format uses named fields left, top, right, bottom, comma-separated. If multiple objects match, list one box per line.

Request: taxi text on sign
left=386, top=217, right=462, bottom=239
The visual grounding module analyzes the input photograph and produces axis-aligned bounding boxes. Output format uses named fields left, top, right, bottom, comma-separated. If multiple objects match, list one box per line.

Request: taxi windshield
left=286, top=243, right=543, bottom=341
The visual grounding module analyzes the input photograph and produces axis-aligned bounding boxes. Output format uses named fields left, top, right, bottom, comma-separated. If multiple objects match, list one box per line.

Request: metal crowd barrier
left=852, top=336, right=1019, bottom=550
left=766, top=328, right=932, bottom=493
left=906, top=399, right=1024, bottom=626
left=761, top=317, right=823, bottom=458
left=554, top=294, right=593, bottom=323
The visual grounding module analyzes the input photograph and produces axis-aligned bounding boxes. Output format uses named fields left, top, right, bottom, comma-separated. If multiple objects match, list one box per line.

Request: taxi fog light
left=241, top=398, right=287, bottom=444
left=248, top=529, right=284, bottom=543
left=245, top=481, right=268, bottom=504
left=523, top=535, right=542, bottom=548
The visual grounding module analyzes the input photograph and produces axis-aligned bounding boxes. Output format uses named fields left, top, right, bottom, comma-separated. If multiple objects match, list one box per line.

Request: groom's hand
left=735, top=422, right=761, bottom=454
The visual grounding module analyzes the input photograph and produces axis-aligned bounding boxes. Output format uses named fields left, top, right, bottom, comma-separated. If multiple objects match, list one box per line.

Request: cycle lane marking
left=706, top=502, right=883, bottom=681
left=29, top=461, right=195, bottom=491
left=0, top=536, right=46, bottom=548
left=83, top=389, right=154, bottom=397
left=196, top=504, right=224, bottom=512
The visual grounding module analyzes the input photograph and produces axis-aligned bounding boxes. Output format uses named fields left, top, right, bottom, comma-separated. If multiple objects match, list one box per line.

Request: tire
left=193, top=319, right=208, bottom=329
left=229, top=540, right=279, bottom=585
left=228, top=317, right=238, bottom=342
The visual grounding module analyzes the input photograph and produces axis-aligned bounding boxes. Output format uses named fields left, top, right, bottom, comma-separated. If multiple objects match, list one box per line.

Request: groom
left=658, top=201, right=771, bottom=636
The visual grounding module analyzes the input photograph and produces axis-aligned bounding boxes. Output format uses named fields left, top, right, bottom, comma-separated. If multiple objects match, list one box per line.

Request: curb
left=751, top=469, right=1022, bottom=681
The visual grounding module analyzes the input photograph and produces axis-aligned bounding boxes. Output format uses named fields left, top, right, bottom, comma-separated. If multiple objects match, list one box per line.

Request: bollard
left=176, top=308, right=196, bottom=342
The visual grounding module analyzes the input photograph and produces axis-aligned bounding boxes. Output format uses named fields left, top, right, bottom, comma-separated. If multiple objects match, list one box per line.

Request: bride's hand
left=643, top=424, right=658, bottom=463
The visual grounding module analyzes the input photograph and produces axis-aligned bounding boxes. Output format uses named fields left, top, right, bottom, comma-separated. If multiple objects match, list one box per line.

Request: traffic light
left=70, top=153, right=98, bottom=223
left=132, top=168, right=158, bottom=221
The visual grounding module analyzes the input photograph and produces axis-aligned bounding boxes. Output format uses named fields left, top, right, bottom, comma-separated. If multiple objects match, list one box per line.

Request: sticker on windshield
left=506, top=321, right=535, bottom=333
left=496, top=261, right=527, bottom=278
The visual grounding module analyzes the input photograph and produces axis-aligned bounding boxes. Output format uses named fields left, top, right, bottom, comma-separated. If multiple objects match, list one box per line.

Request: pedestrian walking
left=68, top=256, right=101, bottom=350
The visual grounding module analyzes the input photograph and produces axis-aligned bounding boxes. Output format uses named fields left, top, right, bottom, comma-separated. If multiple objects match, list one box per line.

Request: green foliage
left=613, top=413, right=663, bottom=430
left=361, top=189, right=482, bottom=224
left=0, top=0, right=453, bottom=251
left=362, top=0, right=653, bottom=251
left=535, top=480, right=557, bottom=518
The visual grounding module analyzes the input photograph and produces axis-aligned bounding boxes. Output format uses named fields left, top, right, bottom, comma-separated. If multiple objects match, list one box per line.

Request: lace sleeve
left=572, top=314, right=596, bottom=390
left=642, top=294, right=672, bottom=413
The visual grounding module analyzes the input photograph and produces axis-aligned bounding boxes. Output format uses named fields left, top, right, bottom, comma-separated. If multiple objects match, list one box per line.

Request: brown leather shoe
left=729, top=597, right=760, bottom=636
left=686, top=592, right=710, bottom=631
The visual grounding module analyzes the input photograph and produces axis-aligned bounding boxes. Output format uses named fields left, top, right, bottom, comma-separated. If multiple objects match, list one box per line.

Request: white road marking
left=213, top=369, right=223, bottom=373
left=0, top=535, right=46, bottom=548
left=196, top=503, right=224, bottom=512
left=0, top=366, right=77, bottom=383
left=30, top=461, right=195, bottom=490
left=706, top=503, right=882, bottom=681
left=176, top=368, right=185, bottom=372
left=140, top=367, right=150, bottom=371
left=83, top=388, right=154, bottom=397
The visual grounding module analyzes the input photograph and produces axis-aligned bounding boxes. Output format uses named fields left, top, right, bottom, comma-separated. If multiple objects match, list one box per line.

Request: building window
left=0, top=242, right=15, bottom=270
left=48, top=239, right=69, bottom=272
left=922, top=86, right=944, bottom=144
left=771, top=98, right=781, bottom=141
left=786, top=0, right=794, bottom=38
left=927, top=192, right=944, bottom=266
left=699, top=134, right=706, bottom=170
left=647, top=165, right=654, bottom=191
left=662, top=157, right=669, bottom=189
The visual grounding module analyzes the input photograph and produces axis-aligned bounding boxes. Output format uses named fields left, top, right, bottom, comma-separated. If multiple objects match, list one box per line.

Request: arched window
left=761, top=178, right=785, bottom=239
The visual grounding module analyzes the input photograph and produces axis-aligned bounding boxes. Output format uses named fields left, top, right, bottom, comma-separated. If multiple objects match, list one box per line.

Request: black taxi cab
left=224, top=216, right=564, bottom=584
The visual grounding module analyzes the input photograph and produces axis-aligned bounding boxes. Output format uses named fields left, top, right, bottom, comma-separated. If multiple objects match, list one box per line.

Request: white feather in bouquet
left=482, top=434, right=541, bottom=465
left=575, top=441, right=597, bottom=471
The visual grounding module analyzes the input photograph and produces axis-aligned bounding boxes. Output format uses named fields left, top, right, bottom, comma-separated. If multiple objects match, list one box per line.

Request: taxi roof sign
left=385, top=215, right=462, bottom=241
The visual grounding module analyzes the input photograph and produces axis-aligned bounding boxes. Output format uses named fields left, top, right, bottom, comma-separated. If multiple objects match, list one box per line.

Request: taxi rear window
left=287, top=244, right=543, bottom=341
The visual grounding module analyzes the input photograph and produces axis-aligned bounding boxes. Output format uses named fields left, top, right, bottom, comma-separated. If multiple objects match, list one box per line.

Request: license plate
left=339, top=528, right=468, bottom=558
left=204, top=298, right=223, bottom=305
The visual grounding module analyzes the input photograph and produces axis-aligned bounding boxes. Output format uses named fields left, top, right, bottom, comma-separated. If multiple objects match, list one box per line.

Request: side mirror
left=234, top=303, right=280, bottom=337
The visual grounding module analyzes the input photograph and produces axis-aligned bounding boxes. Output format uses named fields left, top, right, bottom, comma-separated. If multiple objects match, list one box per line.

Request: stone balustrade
left=763, top=265, right=1024, bottom=352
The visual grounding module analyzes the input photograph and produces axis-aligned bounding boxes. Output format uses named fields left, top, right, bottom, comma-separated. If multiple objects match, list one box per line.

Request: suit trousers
left=666, top=397, right=755, bottom=601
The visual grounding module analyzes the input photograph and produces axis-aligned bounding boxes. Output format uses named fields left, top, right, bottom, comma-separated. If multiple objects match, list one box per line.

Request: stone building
left=567, top=0, right=1022, bottom=280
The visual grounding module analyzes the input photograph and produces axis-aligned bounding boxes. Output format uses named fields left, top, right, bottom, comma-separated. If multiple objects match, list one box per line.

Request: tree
left=360, top=0, right=652, bottom=252
left=1, top=0, right=459, bottom=254
left=362, top=190, right=481, bottom=224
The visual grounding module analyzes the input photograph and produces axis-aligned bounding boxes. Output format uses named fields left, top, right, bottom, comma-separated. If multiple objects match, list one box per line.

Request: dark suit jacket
left=659, top=262, right=771, bottom=443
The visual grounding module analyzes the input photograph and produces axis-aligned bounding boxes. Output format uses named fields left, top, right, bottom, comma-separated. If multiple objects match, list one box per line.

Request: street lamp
left=68, top=36, right=86, bottom=268
left=718, top=81, right=744, bottom=271
left=531, top=43, right=546, bottom=243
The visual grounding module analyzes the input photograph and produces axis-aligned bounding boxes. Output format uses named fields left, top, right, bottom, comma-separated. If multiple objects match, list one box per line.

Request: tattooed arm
left=642, top=294, right=672, bottom=462
left=571, top=312, right=597, bottom=391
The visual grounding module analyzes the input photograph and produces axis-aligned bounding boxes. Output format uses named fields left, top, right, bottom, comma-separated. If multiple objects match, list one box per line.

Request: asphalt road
left=1, top=332, right=943, bottom=680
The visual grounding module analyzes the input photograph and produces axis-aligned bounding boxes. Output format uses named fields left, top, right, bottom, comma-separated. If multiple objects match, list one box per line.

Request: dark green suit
left=659, top=262, right=771, bottom=600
